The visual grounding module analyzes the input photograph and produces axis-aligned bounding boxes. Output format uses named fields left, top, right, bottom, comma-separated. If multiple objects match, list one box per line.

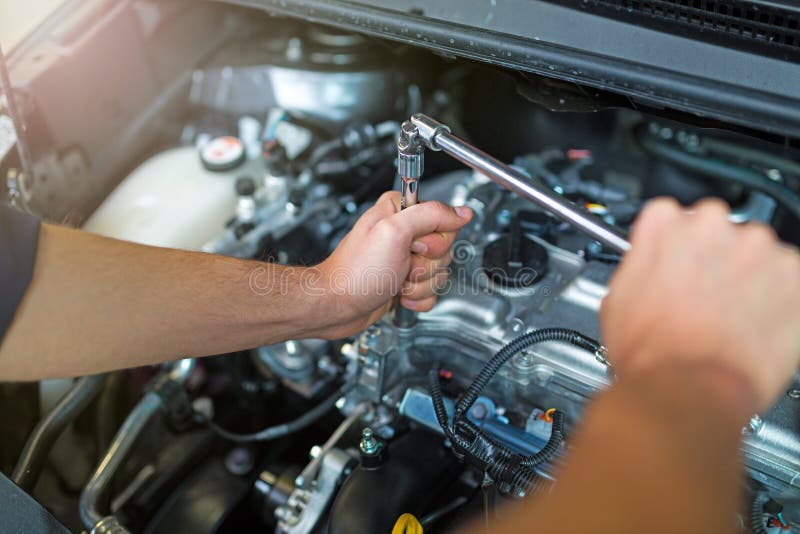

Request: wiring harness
left=429, top=327, right=605, bottom=497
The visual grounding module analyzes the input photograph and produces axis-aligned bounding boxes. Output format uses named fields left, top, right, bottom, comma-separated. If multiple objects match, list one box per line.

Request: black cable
left=12, top=374, right=107, bottom=492
left=206, top=384, right=352, bottom=443
left=520, top=410, right=565, bottom=468
left=430, top=328, right=603, bottom=495
left=456, top=328, right=602, bottom=418
left=419, top=496, right=469, bottom=529
left=639, top=135, right=800, bottom=223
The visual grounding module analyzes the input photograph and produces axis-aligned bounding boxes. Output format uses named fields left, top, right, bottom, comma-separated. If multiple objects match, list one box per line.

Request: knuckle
left=373, top=218, right=403, bottom=241
left=438, top=254, right=453, bottom=269
left=692, top=198, right=732, bottom=230
left=411, top=284, right=433, bottom=300
left=434, top=272, right=450, bottom=289
left=427, top=200, right=448, bottom=212
left=378, top=190, right=399, bottom=205
left=642, top=197, right=682, bottom=220
left=693, top=197, right=729, bottom=217
left=740, top=222, right=777, bottom=247
left=409, top=265, right=427, bottom=281
left=426, top=201, right=453, bottom=219
left=633, top=197, right=682, bottom=242
left=417, top=298, right=437, bottom=312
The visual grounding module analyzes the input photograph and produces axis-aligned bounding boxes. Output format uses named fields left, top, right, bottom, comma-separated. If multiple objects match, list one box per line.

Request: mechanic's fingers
left=603, top=197, right=683, bottom=343
left=408, top=252, right=453, bottom=281
left=629, top=197, right=684, bottom=251
left=357, top=191, right=403, bottom=230
left=619, top=197, right=683, bottom=278
left=400, top=295, right=438, bottom=312
left=685, top=198, right=735, bottom=250
left=388, top=201, right=473, bottom=242
left=685, top=196, right=730, bottom=217
left=411, top=230, right=459, bottom=258
left=401, top=270, right=450, bottom=300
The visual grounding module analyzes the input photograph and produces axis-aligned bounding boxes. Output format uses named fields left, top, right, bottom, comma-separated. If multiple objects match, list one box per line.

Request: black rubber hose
left=456, top=328, right=602, bottom=418
left=12, top=374, right=107, bottom=492
left=520, top=410, right=565, bottom=468
left=428, top=370, right=470, bottom=451
left=639, top=136, right=800, bottom=223
left=701, top=137, right=800, bottom=178
left=207, top=384, right=353, bottom=443
left=419, top=496, right=468, bottom=528
left=438, top=328, right=600, bottom=495
left=750, top=493, right=768, bottom=534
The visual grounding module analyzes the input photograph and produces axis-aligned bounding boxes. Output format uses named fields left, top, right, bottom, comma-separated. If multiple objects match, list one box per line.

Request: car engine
left=2, top=1, right=800, bottom=533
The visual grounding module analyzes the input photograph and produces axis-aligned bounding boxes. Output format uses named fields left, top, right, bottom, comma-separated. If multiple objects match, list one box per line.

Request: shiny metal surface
left=342, top=167, right=800, bottom=517
left=400, top=176, right=419, bottom=210
left=395, top=120, right=425, bottom=325
left=80, top=391, right=163, bottom=530
left=276, top=448, right=353, bottom=533
left=408, top=114, right=631, bottom=254
left=295, top=403, right=366, bottom=489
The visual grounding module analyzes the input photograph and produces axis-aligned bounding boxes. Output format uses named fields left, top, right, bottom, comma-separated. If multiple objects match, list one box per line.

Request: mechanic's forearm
left=0, top=224, right=329, bottom=380
left=474, top=362, right=755, bottom=533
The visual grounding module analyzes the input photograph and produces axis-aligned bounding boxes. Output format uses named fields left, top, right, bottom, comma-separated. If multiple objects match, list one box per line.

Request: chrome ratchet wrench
left=396, top=114, right=631, bottom=255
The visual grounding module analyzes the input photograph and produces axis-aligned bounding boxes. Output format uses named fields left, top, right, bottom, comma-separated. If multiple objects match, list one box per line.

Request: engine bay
left=3, top=2, right=800, bottom=532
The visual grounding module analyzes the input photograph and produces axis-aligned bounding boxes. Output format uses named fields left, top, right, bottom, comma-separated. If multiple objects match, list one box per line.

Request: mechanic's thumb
left=392, top=201, right=472, bottom=240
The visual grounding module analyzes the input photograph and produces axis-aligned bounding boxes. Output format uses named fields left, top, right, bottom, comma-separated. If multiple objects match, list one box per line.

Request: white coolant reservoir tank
left=83, top=144, right=245, bottom=249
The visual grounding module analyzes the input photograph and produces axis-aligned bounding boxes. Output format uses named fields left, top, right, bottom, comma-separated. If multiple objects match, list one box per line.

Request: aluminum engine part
left=189, top=25, right=406, bottom=128
left=343, top=169, right=800, bottom=513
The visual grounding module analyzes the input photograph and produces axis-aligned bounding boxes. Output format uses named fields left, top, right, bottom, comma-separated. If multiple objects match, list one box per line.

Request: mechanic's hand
left=600, top=197, right=800, bottom=411
left=314, top=191, right=472, bottom=339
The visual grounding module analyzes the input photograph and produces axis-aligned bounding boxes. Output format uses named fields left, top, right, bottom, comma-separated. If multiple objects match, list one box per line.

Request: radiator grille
left=576, top=0, right=800, bottom=60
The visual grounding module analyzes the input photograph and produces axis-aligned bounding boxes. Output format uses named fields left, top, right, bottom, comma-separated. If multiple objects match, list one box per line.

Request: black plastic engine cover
left=326, top=429, right=462, bottom=534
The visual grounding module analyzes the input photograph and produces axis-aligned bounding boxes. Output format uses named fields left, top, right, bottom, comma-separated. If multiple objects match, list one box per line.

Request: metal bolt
left=470, top=402, right=489, bottom=420
left=748, top=414, right=763, bottom=434
left=787, top=388, right=800, bottom=400
left=191, top=397, right=214, bottom=420
left=496, top=209, right=512, bottom=227
left=767, top=168, right=783, bottom=183
left=586, top=240, right=603, bottom=256
left=359, top=427, right=380, bottom=456
left=595, top=346, right=610, bottom=366
left=514, top=350, right=535, bottom=373
left=225, top=447, right=255, bottom=476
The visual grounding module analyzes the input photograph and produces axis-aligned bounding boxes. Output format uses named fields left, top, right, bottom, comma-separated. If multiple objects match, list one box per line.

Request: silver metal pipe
left=79, top=391, right=162, bottom=530
left=410, top=114, right=631, bottom=254
left=0, top=44, right=34, bottom=212
left=168, top=358, right=196, bottom=384
left=295, top=402, right=368, bottom=489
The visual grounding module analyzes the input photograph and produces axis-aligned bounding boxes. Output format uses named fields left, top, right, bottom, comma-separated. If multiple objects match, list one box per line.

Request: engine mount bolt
left=225, top=447, right=255, bottom=476
left=359, top=427, right=380, bottom=456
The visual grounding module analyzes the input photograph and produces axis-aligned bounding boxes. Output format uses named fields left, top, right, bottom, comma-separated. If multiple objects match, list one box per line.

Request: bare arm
left=468, top=198, right=800, bottom=533
left=0, top=192, right=471, bottom=380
